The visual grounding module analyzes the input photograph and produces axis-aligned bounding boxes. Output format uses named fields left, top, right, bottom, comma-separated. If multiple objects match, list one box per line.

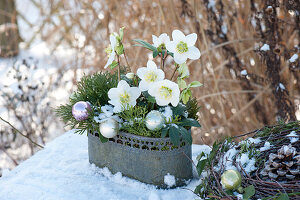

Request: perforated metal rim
left=91, top=131, right=188, bottom=152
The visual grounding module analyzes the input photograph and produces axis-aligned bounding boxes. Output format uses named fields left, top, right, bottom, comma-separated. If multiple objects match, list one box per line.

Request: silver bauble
left=145, top=110, right=165, bottom=131
left=99, top=118, right=119, bottom=138
left=72, top=101, right=91, bottom=121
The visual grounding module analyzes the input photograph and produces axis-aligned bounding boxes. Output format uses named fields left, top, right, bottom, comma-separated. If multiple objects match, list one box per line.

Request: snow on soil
left=0, top=130, right=206, bottom=200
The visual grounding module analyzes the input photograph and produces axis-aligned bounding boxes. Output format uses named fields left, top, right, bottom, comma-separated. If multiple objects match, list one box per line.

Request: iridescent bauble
left=99, top=118, right=119, bottom=138
left=145, top=110, right=164, bottom=131
left=72, top=101, right=91, bottom=121
left=221, top=169, right=242, bottom=190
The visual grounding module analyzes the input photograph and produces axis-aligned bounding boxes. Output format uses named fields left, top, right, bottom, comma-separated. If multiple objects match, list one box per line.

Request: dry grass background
left=17, top=0, right=300, bottom=144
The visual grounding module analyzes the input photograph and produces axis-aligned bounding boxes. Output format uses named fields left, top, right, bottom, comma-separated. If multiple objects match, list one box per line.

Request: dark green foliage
left=69, top=71, right=118, bottom=106
left=186, top=97, right=200, bottom=120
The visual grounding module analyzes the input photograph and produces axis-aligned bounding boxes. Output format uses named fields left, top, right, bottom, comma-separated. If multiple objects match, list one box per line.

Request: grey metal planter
left=88, top=131, right=193, bottom=188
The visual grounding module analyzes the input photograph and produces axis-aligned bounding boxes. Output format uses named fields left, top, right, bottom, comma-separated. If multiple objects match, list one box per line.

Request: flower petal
left=187, top=46, right=201, bottom=60
left=108, top=88, right=120, bottom=99
left=157, top=69, right=165, bottom=81
left=139, top=80, right=149, bottom=91
left=166, top=41, right=176, bottom=53
left=155, top=98, right=169, bottom=106
left=118, top=80, right=130, bottom=90
left=104, top=51, right=115, bottom=69
left=110, top=35, right=117, bottom=49
left=159, top=33, right=170, bottom=43
left=147, top=60, right=157, bottom=70
left=128, top=87, right=141, bottom=99
left=173, top=52, right=188, bottom=64
left=148, top=82, right=159, bottom=97
left=136, top=67, right=147, bottom=79
left=152, top=35, right=159, bottom=47
left=186, top=33, right=197, bottom=46
left=172, top=30, right=186, bottom=42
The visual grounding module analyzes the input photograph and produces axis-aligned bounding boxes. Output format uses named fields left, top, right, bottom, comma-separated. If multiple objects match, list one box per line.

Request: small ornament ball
left=145, top=110, right=164, bottom=131
left=99, top=118, right=119, bottom=138
left=72, top=101, right=91, bottom=121
left=221, top=169, right=242, bottom=190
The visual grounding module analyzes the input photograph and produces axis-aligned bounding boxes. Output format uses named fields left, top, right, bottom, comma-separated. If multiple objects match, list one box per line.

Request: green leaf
left=161, top=127, right=169, bottom=138
left=179, top=118, right=201, bottom=127
left=153, top=49, right=159, bottom=58
left=147, top=96, right=156, bottom=103
left=172, top=103, right=187, bottom=117
left=109, top=61, right=118, bottom=69
left=169, top=125, right=180, bottom=146
left=133, top=39, right=157, bottom=51
left=115, top=44, right=124, bottom=55
left=275, top=193, right=289, bottom=200
left=196, top=152, right=207, bottom=176
left=189, top=81, right=203, bottom=88
left=180, top=89, right=192, bottom=104
left=179, top=126, right=192, bottom=144
left=99, top=133, right=109, bottom=143
left=243, top=185, right=255, bottom=200
left=177, top=78, right=187, bottom=89
left=178, top=63, right=190, bottom=79
left=194, top=184, right=202, bottom=194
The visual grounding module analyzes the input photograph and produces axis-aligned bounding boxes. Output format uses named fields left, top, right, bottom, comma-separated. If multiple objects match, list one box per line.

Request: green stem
left=123, top=50, right=131, bottom=71
left=117, top=54, right=120, bottom=82
left=170, top=63, right=179, bottom=81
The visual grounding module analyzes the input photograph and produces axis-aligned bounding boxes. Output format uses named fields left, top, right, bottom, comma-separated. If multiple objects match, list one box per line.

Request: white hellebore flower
left=148, top=80, right=180, bottom=107
left=104, top=34, right=117, bottom=69
left=152, top=33, right=170, bottom=50
left=166, top=30, right=201, bottom=64
left=137, top=60, right=165, bottom=91
left=108, top=80, right=141, bottom=113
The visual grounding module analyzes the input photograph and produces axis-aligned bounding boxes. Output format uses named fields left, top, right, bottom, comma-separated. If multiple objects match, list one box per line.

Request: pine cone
left=261, top=144, right=300, bottom=181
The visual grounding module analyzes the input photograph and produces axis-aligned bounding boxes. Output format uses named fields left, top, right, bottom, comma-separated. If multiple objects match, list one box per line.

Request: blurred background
left=0, top=0, right=299, bottom=175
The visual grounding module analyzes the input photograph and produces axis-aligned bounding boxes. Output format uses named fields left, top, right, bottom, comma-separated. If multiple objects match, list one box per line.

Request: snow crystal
left=208, top=0, right=216, bottom=11
left=161, top=106, right=173, bottom=122
left=221, top=148, right=238, bottom=171
left=94, top=104, right=123, bottom=124
left=221, top=24, right=228, bottom=34
left=247, top=137, right=261, bottom=144
left=251, top=18, right=256, bottom=28
left=286, top=131, right=299, bottom=143
left=279, top=83, right=285, bottom=90
left=260, top=142, right=271, bottom=151
left=164, top=173, right=176, bottom=187
left=148, top=192, right=160, bottom=200
left=234, top=192, right=243, bottom=200
left=170, top=123, right=178, bottom=128
left=236, top=153, right=256, bottom=173
left=260, top=44, right=270, bottom=51
left=289, top=54, right=298, bottom=63
left=241, top=70, right=247, bottom=76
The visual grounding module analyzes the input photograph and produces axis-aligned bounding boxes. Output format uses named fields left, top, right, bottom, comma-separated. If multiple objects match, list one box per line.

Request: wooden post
left=0, top=0, right=19, bottom=57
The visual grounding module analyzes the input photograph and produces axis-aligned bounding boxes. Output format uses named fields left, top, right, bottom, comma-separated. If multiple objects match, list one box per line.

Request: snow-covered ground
left=0, top=131, right=210, bottom=200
